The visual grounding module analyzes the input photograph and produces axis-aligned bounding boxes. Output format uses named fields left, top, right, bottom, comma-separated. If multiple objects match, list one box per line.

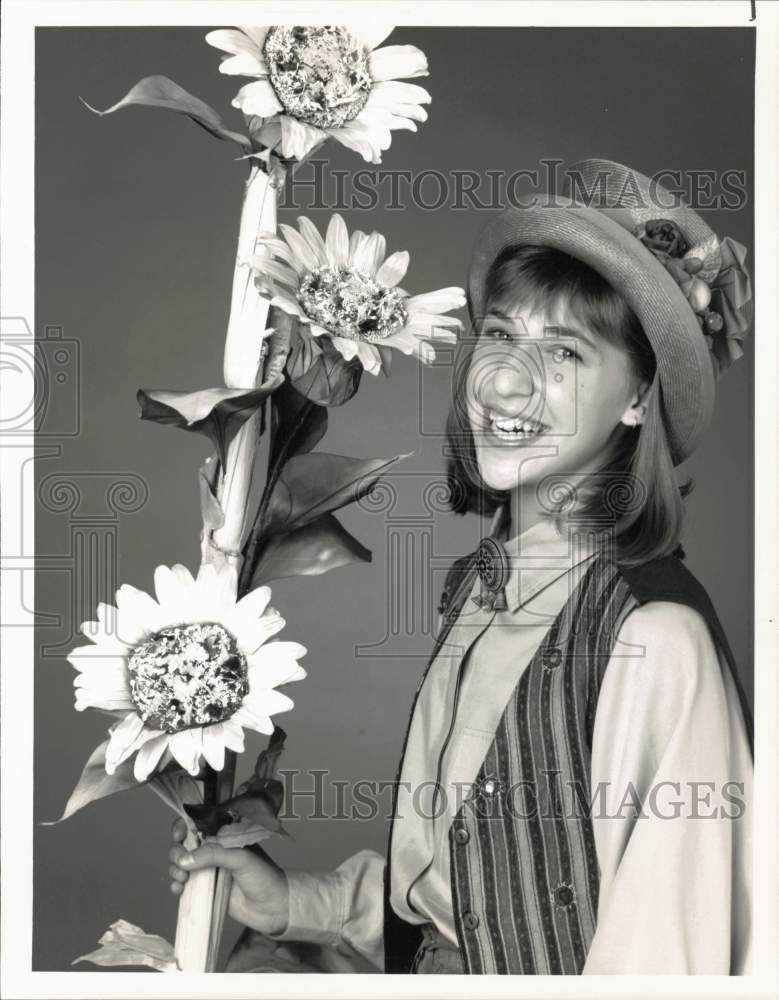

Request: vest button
left=553, top=882, right=576, bottom=908
left=542, top=645, right=563, bottom=668
left=463, top=911, right=480, bottom=931
left=482, top=779, right=496, bottom=796
left=454, top=827, right=470, bottom=845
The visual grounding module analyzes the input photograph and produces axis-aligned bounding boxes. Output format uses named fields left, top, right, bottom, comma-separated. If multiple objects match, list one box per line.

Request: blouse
left=266, top=517, right=753, bottom=975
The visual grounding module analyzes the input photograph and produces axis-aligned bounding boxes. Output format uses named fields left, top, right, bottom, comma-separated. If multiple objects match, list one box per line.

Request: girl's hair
left=445, top=244, right=693, bottom=566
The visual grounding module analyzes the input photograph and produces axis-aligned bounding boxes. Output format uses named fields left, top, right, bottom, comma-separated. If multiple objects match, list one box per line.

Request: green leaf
left=137, top=380, right=281, bottom=469
left=251, top=512, right=371, bottom=585
left=269, top=382, right=328, bottom=468
left=81, top=75, right=251, bottom=151
left=265, top=451, right=410, bottom=534
left=288, top=342, right=363, bottom=407
left=42, top=740, right=139, bottom=825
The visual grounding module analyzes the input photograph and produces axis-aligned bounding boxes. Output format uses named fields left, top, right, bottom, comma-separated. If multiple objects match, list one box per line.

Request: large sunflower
left=245, top=214, right=465, bottom=374
left=68, top=563, right=306, bottom=781
left=205, top=25, right=431, bottom=164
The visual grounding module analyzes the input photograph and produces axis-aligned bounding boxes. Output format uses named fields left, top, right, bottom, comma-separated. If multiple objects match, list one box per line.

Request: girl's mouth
left=484, top=414, right=549, bottom=443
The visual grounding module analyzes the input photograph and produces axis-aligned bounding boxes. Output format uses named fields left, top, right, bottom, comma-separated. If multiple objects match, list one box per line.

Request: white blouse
left=267, top=518, right=753, bottom=975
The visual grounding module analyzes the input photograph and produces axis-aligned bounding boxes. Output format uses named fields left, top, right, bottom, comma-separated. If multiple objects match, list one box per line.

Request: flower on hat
left=634, top=219, right=689, bottom=260
left=68, top=562, right=306, bottom=781
left=243, top=214, right=465, bottom=374
left=205, top=26, right=431, bottom=164
left=634, top=219, right=752, bottom=377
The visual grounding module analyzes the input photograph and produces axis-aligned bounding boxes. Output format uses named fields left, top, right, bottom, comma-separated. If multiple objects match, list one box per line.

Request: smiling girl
left=169, top=159, right=754, bottom=976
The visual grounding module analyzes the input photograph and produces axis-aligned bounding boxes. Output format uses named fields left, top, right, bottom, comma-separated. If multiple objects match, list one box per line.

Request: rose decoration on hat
left=633, top=219, right=753, bottom=377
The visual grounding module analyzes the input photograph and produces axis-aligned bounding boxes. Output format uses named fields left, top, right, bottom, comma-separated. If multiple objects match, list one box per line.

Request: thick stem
left=176, top=163, right=278, bottom=972
left=210, top=165, right=278, bottom=563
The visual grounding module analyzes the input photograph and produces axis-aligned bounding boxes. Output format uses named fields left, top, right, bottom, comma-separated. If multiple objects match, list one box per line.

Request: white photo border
left=2, top=2, right=776, bottom=998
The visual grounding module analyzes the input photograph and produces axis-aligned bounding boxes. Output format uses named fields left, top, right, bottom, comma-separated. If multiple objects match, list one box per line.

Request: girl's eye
left=485, top=327, right=512, bottom=342
left=549, top=346, right=579, bottom=363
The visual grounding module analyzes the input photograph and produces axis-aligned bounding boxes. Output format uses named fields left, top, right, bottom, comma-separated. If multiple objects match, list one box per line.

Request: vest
left=383, top=548, right=754, bottom=974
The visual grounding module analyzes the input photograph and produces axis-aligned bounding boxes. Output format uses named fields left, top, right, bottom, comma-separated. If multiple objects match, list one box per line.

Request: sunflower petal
left=105, top=713, right=145, bottom=774
left=133, top=733, right=169, bottom=782
left=368, top=44, right=428, bottom=82
left=369, top=80, right=431, bottom=106
left=329, top=127, right=382, bottom=164
left=330, top=336, right=360, bottom=362
left=238, top=609, right=286, bottom=654
left=248, top=642, right=308, bottom=689
left=354, top=24, right=395, bottom=51
left=201, top=725, right=227, bottom=771
left=169, top=728, right=204, bottom=776
left=325, top=215, right=350, bottom=268
left=233, top=703, right=274, bottom=736
left=406, top=287, right=467, bottom=314
left=357, top=343, right=383, bottom=375
left=296, top=217, right=328, bottom=266
left=279, top=116, right=326, bottom=161
left=350, top=232, right=386, bottom=275
left=231, top=80, right=283, bottom=117
left=375, top=250, right=409, bottom=288
left=279, top=223, right=320, bottom=273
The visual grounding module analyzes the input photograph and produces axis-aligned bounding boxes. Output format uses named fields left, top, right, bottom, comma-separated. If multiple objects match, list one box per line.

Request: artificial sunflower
left=68, top=562, right=306, bottom=782
left=205, top=25, right=431, bottom=163
left=244, top=214, right=465, bottom=374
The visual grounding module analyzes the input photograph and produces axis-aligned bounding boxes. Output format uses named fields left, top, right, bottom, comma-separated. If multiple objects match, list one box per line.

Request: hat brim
left=468, top=202, right=715, bottom=465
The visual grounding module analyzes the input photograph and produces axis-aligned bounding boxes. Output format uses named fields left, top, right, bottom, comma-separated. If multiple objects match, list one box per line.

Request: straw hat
left=468, top=159, right=752, bottom=465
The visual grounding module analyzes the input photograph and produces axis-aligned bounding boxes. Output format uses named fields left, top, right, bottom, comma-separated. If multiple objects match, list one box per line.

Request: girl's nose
left=471, top=347, right=537, bottom=414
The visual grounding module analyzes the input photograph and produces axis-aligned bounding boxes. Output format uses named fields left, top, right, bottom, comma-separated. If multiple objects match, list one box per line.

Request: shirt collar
left=487, top=504, right=600, bottom=613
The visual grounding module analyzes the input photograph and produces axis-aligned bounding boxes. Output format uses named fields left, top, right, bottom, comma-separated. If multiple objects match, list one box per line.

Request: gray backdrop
left=34, top=26, right=754, bottom=970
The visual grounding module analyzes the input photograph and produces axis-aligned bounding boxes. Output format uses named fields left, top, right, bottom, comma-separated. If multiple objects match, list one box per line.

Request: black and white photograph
left=1, top=2, right=778, bottom=998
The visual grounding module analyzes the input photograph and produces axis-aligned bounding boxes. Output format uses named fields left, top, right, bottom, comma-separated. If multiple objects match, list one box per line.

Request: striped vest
left=383, top=548, right=753, bottom=974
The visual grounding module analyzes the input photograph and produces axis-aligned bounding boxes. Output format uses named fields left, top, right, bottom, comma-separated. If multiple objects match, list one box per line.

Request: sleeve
left=264, top=848, right=387, bottom=971
left=583, top=601, right=753, bottom=975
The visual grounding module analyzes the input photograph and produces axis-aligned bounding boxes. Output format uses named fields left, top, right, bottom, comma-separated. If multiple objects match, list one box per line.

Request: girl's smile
left=465, top=302, right=646, bottom=496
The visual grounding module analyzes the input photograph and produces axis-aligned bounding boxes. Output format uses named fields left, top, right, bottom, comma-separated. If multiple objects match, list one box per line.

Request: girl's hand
left=168, top=818, right=289, bottom=937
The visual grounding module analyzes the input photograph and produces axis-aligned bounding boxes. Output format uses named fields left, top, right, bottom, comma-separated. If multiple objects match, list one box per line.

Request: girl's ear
left=620, top=379, right=651, bottom=428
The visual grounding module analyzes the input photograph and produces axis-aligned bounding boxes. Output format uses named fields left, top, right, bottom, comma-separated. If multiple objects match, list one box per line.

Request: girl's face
left=464, top=299, right=646, bottom=496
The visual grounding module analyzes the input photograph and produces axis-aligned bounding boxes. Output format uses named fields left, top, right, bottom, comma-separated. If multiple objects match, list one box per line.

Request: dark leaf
left=289, top=342, right=363, bottom=407
left=81, top=75, right=251, bottom=151
left=265, top=451, right=410, bottom=534
left=251, top=512, right=371, bottom=585
left=224, top=792, right=285, bottom=835
left=137, top=379, right=281, bottom=469
left=254, top=726, right=286, bottom=784
left=42, top=740, right=139, bottom=825
left=286, top=325, right=324, bottom=381
left=183, top=801, right=232, bottom=838
left=269, top=381, right=328, bottom=468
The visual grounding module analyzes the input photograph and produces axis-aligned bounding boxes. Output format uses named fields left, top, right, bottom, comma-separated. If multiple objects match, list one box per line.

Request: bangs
left=483, top=244, right=649, bottom=356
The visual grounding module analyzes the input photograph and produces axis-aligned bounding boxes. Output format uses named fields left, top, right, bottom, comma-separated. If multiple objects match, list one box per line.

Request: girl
left=169, top=159, right=754, bottom=975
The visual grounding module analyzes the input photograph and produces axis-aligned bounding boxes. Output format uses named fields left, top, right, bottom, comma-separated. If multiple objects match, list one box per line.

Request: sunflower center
left=128, top=623, right=248, bottom=734
left=298, top=264, right=409, bottom=343
left=263, top=26, right=372, bottom=129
